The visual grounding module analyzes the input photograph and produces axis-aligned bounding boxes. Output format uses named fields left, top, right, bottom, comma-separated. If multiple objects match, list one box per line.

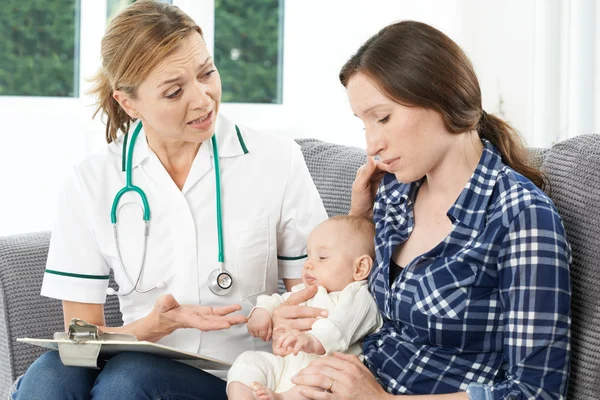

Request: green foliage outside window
left=215, top=0, right=283, bottom=104
left=0, top=0, right=79, bottom=97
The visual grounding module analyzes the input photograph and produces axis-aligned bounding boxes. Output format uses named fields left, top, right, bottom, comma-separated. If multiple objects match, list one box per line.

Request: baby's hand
left=247, top=308, right=273, bottom=341
left=271, top=326, right=287, bottom=355
left=274, top=329, right=325, bottom=356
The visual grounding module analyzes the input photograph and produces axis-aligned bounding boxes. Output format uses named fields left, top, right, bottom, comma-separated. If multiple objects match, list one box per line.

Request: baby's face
left=302, top=220, right=362, bottom=292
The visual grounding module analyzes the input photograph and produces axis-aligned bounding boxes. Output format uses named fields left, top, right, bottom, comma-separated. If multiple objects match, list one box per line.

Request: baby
left=227, top=215, right=382, bottom=400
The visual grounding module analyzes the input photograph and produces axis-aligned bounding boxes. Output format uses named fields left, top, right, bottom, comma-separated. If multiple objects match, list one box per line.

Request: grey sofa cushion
left=296, top=139, right=366, bottom=217
left=528, top=148, right=549, bottom=170
left=542, top=134, right=600, bottom=400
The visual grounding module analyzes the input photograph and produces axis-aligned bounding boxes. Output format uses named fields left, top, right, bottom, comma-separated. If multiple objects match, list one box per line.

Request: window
left=0, top=0, right=80, bottom=97
left=107, top=0, right=172, bottom=22
left=214, top=0, right=284, bottom=103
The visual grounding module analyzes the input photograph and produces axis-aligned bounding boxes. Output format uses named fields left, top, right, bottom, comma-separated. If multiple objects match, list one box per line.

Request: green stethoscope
left=107, top=120, right=233, bottom=297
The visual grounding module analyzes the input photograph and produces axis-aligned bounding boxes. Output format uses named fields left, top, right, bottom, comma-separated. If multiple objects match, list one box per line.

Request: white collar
left=109, top=113, right=251, bottom=170
left=210, top=113, right=251, bottom=158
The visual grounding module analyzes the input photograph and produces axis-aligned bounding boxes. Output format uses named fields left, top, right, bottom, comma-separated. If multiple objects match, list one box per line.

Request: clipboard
left=17, top=319, right=230, bottom=370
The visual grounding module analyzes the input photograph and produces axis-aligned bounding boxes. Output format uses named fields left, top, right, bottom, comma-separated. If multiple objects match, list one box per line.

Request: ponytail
left=88, top=68, right=133, bottom=144
left=478, top=111, right=547, bottom=191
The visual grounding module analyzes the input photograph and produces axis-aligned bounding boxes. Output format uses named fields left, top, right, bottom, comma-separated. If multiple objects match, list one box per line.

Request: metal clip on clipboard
left=54, top=318, right=137, bottom=368
left=68, top=319, right=101, bottom=342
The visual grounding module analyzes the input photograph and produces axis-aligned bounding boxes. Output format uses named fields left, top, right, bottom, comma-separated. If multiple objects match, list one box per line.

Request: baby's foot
left=252, top=382, right=283, bottom=400
left=252, top=382, right=309, bottom=400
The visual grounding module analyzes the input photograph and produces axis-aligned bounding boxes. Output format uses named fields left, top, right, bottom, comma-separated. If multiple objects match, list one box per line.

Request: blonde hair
left=88, top=0, right=203, bottom=143
left=328, top=215, right=376, bottom=258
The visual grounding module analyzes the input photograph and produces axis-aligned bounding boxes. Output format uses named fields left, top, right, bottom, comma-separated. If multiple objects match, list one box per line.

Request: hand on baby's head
left=302, top=215, right=375, bottom=292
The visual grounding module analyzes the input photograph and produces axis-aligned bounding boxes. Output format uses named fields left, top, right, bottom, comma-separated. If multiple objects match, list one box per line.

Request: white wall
left=460, top=0, right=536, bottom=143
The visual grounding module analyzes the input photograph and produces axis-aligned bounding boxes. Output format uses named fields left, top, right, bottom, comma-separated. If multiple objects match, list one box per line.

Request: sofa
left=1, top=135, right=599, bottom=399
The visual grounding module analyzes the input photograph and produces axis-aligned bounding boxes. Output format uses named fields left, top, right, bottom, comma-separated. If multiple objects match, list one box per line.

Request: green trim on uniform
left=235, top=125, right=249, bottom=154
left=45, top=269, right=110, bottom=280
left=277, top=254, right=308, bottom=261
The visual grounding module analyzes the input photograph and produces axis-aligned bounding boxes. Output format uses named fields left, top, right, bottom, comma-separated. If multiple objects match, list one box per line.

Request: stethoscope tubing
left=211, top=134, right=225, bottom=265
left=112, top=221, right=151, bottom=296
left=111, top=122, right=150, bottom=224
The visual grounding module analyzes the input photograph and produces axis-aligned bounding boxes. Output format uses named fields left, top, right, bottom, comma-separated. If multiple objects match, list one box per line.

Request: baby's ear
left=354, top=255, right=373, bottom=281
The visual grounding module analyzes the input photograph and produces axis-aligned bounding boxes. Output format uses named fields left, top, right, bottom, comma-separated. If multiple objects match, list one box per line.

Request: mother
left=281, top=21, right=571, bottom=400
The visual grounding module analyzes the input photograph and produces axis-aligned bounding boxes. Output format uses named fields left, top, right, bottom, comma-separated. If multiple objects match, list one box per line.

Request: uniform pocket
left=234, top=216, right=270, bottom=299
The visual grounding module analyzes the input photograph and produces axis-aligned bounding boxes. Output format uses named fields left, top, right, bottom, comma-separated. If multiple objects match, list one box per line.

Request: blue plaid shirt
left=363, top=140, right=571, bottom=399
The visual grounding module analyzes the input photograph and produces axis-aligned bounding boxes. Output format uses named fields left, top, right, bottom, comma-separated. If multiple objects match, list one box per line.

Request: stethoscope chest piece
left=208, top=268, right=233, bottom=295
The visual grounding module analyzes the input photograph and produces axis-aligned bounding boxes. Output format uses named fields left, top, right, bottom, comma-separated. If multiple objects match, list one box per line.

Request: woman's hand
left=145, top=294, right=247, bottom=342
left=291, top=352, right=390, bottom=400
left=350, top=156, right=389, bottom=219
left=272, top=285, right=328, bottom=341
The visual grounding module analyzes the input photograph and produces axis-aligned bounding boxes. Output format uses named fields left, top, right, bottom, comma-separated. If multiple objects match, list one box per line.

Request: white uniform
left=227, top=281, right=382, bottom=392
left=41, top=114, right=328, bottom=376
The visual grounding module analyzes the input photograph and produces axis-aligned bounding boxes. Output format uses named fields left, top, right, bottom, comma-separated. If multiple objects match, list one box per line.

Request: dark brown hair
left=88, top=0, right=203, bottom=143
left=339, top=21, right=546, bottom=189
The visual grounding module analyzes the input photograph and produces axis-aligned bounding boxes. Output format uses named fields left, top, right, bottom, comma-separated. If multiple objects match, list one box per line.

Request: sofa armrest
left=0, top=232, right=62, bottom=397
left=0, top=231, right=128, bottom=396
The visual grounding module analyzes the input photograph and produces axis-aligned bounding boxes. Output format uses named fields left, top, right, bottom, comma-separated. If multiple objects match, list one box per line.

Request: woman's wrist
left=102, top=311, right=171, bottom=342
left=135, top=312, right=161, bottom=342
left=142, top=307, right=176, bottom=342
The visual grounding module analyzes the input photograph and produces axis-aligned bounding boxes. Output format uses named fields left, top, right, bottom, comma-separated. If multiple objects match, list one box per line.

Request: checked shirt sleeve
left=487, top=202, right=571, bottom=399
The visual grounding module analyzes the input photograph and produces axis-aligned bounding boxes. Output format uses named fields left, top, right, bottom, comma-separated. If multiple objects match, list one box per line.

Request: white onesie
left=227, top=280, right=382, bottom=392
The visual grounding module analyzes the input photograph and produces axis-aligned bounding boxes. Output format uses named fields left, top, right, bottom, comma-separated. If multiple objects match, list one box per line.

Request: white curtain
left=532, top=0, right=599, bottom=146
